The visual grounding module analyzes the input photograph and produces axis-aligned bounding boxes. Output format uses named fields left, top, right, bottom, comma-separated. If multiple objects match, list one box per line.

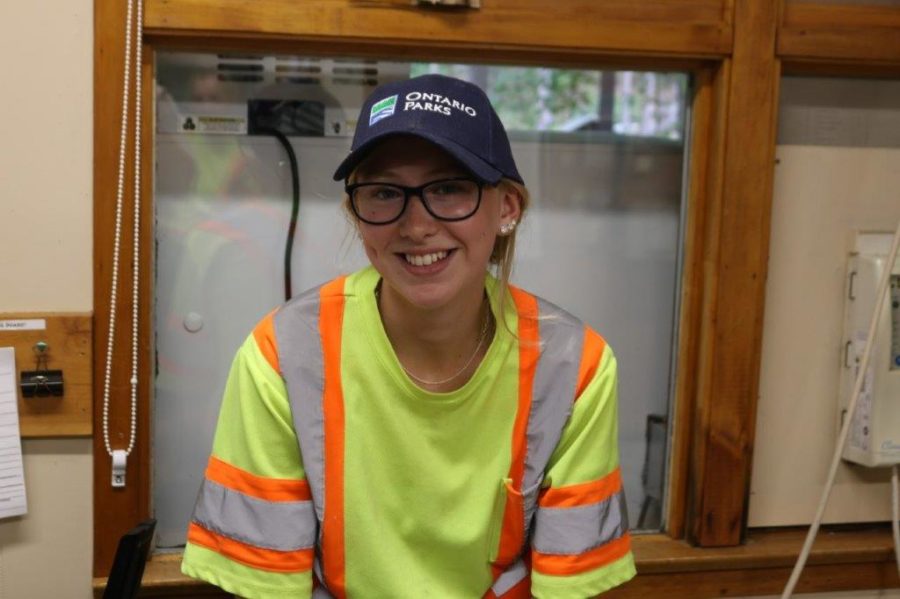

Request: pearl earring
left=499, top=220, right=517, bottom=235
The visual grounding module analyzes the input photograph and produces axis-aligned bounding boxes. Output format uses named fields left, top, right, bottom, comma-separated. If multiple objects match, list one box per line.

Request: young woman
left=182, top=74, right=636, bottom=598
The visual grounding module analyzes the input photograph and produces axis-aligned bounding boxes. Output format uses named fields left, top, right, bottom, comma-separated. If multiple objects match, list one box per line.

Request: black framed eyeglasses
left=346, top=177, right=484, bottom=225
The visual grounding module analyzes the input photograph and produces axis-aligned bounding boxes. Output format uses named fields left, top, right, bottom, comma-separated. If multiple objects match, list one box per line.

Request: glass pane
left=153, top=52, right=689, bottom=549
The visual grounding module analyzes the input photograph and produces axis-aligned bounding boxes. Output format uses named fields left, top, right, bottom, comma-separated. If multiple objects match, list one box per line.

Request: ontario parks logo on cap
left=369, top=95, right=398, bottom=126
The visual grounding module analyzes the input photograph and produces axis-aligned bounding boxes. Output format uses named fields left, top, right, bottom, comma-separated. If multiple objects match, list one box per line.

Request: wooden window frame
left=780, top=1, right=900, bottom=70
left=92, top=0, right=900, bottom=594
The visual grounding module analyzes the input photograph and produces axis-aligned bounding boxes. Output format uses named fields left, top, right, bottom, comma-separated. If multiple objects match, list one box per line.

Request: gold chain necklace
left=375, top=285, right=492, bottom=386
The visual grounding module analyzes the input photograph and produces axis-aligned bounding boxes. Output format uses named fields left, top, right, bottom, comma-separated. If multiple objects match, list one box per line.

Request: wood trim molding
left=143, top=0, right=734, bottom=58
left=93, top=527, right=900, bottom=598
left=779, top=2, right=900, bottom=65
left=781, top=58, right=900, bottom=78
left=147, top=34, right=712, bottom=74
left=666, top=61, right=731, bottom=540
left=686, top=0, right=781, bottom=547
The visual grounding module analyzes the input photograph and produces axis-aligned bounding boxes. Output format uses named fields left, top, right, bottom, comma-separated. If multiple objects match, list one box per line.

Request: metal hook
left=33, top=341, right=49, bottom=371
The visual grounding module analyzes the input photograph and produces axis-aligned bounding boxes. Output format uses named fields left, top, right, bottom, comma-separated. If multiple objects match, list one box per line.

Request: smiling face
left=353, top=136, right=521, bottom=313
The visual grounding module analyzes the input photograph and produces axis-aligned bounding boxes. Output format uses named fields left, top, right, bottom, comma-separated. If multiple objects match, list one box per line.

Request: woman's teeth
left=404, top=251, right=448, bottom=266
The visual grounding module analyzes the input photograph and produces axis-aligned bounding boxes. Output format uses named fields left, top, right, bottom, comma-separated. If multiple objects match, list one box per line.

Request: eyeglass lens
left=351, top=179, right=481, bottom=224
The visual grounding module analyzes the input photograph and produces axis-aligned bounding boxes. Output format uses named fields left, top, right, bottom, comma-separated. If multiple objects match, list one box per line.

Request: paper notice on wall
left=0, top=347, right=27, bottom=519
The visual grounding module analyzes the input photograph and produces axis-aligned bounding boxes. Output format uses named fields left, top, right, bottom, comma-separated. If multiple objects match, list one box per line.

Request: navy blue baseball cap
left=332, top=74, right=523, bottom=185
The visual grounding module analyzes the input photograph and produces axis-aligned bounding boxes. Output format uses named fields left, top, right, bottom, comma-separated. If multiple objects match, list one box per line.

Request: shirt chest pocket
left=488, top=478, right=542, bottom=567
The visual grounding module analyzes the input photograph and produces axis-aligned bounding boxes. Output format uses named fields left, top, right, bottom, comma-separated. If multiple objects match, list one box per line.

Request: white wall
left=750, top=145, right=900, bottom=526
left=750, top=77, right=900, bottom=527
left=0, top=0, right=93, bottom=597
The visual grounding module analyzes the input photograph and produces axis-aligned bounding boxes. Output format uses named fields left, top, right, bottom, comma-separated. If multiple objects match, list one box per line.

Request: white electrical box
left=839, top=232, right=900, bottom=467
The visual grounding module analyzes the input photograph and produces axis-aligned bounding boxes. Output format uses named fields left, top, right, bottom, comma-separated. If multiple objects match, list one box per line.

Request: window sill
left=93, top=526, right=900, bottom=598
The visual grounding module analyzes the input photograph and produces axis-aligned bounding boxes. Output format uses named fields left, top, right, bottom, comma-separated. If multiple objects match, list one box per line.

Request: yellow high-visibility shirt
left=182, top=266, right=635, bottom=598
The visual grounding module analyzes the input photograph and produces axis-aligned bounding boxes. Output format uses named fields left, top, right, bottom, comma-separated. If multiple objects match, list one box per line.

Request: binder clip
left=20, top=341, right=64, bottom=398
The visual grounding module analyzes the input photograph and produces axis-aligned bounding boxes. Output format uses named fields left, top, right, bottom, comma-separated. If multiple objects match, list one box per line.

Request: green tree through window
left=410, top=63, right=687, bottom=140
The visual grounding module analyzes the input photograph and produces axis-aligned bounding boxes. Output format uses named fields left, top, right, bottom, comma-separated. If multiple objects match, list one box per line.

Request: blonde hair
left=489, top=178, right=529, bottom=334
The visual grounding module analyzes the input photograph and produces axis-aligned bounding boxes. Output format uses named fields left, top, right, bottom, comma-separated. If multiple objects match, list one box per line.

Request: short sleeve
left=530, top=332, right=636, bottom=598
left=181, top=313, right=315, bottom=599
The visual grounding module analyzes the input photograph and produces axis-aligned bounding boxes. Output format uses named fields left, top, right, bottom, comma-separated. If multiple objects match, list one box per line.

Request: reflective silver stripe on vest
left=191, top=479, right=317, bottom=551
left=532, top=489, right=628, bottom=555
left=489, top=296, right=586, bottom=590
left=273, top=284, right=327, bottom=523
left=490, top=558, right=528, bottom=596
left=521, top=298, right=584, bottom=533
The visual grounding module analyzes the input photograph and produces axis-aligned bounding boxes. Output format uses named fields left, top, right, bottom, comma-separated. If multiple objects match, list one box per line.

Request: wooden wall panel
left=0, top=313, right=92, bottom=437
left=144, top=0, right=733, bottom=58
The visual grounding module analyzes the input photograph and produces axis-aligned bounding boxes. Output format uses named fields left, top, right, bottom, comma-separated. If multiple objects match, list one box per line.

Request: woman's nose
left=397, top=193, right=437, bottom=238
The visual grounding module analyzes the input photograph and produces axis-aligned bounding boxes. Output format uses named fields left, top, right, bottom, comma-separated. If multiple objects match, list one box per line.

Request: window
left=152, top=52, right=689, bottom=549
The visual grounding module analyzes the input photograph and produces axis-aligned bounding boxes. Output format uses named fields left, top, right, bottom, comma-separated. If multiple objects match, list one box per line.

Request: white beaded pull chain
left=102, top=0, right=143, bottom=488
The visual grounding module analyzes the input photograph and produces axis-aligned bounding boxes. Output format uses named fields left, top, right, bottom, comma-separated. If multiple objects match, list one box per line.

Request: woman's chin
left=388, top=283, right=457, bottom=312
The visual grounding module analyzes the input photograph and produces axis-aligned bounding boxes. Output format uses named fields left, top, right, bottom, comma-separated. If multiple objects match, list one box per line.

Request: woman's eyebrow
left=360, top=167, right=469, bottom=180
